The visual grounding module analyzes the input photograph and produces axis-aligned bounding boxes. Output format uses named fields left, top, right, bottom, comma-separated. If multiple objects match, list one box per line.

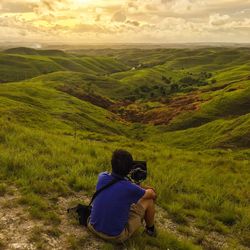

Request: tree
left=211, top=79, right=217, bottom=84
left=180, top=76, right=197, bottom=85
left=139, top=85, right=150, bottom=92
left=159, top=86, right=166, bottom=95
left=162, top=76, right=171, bottom=84
left=170, top=83, right=179, bottom=92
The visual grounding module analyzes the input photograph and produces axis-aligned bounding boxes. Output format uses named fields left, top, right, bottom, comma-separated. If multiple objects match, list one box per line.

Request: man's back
left=89, top=172, right=145, bottom=236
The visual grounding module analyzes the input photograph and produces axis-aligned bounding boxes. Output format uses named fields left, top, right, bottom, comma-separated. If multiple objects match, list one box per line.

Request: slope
left=0, top=47, right=250, bottom=249
left=0, top=79, right=128, bottom=137
left=0, top=49, right=129, bottom=83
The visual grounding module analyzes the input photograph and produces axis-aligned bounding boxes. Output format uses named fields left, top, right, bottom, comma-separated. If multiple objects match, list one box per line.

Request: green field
left=0, top=47, right=249, bottom=250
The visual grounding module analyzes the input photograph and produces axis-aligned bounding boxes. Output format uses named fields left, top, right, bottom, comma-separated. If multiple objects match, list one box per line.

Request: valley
left=0, top=46, right=249, bottom=250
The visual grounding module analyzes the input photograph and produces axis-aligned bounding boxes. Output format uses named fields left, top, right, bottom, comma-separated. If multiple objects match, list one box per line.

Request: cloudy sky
left=0, top=0, right=250, bottom=44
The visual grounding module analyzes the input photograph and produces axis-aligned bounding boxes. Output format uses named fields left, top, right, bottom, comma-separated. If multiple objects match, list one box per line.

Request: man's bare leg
left=138, top=198, right=155, bottom=227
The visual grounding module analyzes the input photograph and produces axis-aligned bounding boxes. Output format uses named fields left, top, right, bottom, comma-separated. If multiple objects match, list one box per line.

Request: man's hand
left=142, top=188, right=157, bottom=200
left=141, top=185, right=156, bottom=193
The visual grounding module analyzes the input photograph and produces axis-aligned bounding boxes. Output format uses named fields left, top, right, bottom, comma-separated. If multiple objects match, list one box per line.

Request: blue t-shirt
left=89, top=172, right=145, bottom=236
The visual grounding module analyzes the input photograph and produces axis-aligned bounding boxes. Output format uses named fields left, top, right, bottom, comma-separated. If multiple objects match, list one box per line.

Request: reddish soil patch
left=144, top=94, right=201, bottom=125
left=58, top=85, right=114, bottom=109
left=109, top=100, right=143, bottom=123
left=110, top=94, right=201, bottom=125
left=58, top=84, right=202, bottom=126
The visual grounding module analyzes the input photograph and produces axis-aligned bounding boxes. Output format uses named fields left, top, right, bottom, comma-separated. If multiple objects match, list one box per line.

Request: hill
left=0, top=47, right=249, bottom=250
left=0, top=48, right=129, bottom=83
left=4, top=47, right=67, bottom=57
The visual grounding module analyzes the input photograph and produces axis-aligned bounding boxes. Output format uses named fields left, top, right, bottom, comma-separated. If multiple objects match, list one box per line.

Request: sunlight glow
left=75, top=0, right=92, bottom=5
left=0, top=0, right=249, bottom=43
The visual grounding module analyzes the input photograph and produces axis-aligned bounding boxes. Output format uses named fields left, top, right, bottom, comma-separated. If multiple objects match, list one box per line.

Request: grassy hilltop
left=0, top=47, right=249, bottom=250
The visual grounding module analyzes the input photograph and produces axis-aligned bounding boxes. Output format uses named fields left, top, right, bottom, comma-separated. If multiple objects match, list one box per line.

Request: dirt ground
left=0, top=188, right=248, bottom=250
left=109, top=93, right=202, bottom=125
left=0, top=190, right=102, bottom=250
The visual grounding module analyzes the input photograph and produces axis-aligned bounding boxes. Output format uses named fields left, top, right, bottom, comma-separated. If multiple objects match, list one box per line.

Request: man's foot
left=145, top=225, right=157, bottom=237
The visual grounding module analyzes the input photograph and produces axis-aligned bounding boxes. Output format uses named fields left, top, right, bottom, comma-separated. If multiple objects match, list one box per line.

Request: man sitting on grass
left=88, top=149, right=156, bottom=242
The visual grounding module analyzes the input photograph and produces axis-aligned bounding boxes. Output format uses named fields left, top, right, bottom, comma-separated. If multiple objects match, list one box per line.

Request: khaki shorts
left=88, top=203, right=145, bottom=242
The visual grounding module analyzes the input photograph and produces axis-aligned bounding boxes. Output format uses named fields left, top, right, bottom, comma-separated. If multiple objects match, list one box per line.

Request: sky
left=0, top=0, right=250, bottom=45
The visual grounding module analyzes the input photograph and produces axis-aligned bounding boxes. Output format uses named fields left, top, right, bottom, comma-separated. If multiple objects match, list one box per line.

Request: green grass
left=67, top=235, right=89, bottom=250
left=0, top=47, right=250, bottom=249
left=166, top=86, right=250, bottom=131
left=0, top=79, right=128, bottom=136
left=0, top=116, right=249, bottom=248
left=0, top=50, right=129, bottom=83
left=19, top=193, right=61, bottom=224
left=124, top=229, right=201, bottom=250
left=0, top=183, right=7, bottom=196
left=154, top=113, right=250, bottom=149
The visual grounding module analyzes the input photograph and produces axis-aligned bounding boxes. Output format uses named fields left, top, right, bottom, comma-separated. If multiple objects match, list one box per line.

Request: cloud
left=126, top=20, right=140, bottom=26
left=0, top=1, right=35, bottom=13
left=111, top=10, right=127, bottom=22
left=209, top=13, right=230, bottom=26
left=0, top=0, right=250, bottom=43
left=73, top=23, right=113, bottom=34
left=33, top=0, right=71, bottom=14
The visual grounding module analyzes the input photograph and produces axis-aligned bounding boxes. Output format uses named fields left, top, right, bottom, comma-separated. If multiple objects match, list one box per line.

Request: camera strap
left=88, top=177, right=121, bottom=206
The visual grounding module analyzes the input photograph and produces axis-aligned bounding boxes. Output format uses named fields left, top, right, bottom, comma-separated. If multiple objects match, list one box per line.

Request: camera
left=130, top=161, right=147, bottom=183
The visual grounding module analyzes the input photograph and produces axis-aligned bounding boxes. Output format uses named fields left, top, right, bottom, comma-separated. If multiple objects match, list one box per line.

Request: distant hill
left=0, top=47, right=250, bottom=149
left=0, top=48, right=129, bottom=83
left=4, top=47, right=67, bottom=57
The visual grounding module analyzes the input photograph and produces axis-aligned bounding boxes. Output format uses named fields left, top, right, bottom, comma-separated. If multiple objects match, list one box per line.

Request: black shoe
left=145, top=226, right=157, bottom=237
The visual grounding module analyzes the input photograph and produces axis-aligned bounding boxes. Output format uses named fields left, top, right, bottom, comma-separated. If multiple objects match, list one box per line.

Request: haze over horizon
left=0, top=0, right=250, bottom=45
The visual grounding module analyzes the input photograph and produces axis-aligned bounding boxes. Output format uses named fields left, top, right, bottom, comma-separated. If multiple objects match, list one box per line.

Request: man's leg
left=138, top=198, right=155, bottom=228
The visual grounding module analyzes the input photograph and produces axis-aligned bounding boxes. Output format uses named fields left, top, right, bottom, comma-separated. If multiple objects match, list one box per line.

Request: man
left=88, top=149, right=156, bottom=242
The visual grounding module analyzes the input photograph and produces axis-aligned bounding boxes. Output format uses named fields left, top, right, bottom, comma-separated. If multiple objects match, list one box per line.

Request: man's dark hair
left=111, top=149, right=133, bottom=177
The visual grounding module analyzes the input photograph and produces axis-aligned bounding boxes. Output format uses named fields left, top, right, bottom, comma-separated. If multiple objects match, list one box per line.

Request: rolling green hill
left=0, top=49, right=129, bottom=83
left=166, top=84, right=250, bottom=131
left=0, top=47, right=249, bottom=250
left=0, top=79, right=128, bottom=137
left=4, top=47, right=67, bottom=57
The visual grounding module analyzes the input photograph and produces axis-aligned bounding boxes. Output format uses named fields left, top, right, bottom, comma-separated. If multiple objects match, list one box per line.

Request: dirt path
left=0, top=189, right=249, bottom=250
left=0, top=190, right=102, bottom=250
left=0, top=190, right=40, bottom=250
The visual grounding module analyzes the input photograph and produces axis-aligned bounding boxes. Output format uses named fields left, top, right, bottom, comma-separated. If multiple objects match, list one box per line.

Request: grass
left=29, top=227, right=49, bottom=249
left=124, top=229, right=201, bottom=250
left=101, top=229, right=201, bottom=250
left=0, top=117, right=249, bottom=248
left=0, top=47, right=250, bottom=249
left=0, top=240, right=5, bottom=250
left=0, top=184, right=7, bottom=196
left=0, top=50, right=128, bottom=83
left=166, top=85, right=250, bottom=131
left=67, top=234, right=91, bottom=250
left=18, top=193, right=61, bottom=224
left=154, top=113, right=250, bottom=149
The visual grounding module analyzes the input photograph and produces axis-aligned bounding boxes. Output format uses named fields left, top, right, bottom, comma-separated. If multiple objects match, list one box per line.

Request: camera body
left=130, top=161, right=147, bottom=183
